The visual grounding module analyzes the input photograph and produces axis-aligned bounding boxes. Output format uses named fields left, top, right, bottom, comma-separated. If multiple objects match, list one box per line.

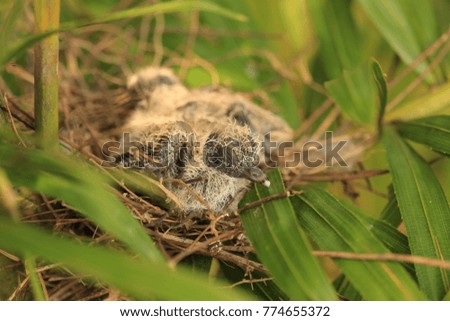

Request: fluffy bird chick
left=118, top=120, right=268, bottom=213
left=202, top=122, right=269, bottom=187
left=125, top=67, right=190, bottom=129
left=119, top=121, right=196, bottom=180
left=176, top=89, right=293, bottom=162
left=118, top=66, right=293, bottom=214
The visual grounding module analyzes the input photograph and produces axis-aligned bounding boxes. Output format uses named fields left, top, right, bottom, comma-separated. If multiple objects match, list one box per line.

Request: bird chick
left=117, top=66, right=293, bottom=214
left=176, top=89, right=293, bottom=163
left=202, top=122, right=270, bottom=187
left=125, top=67, right=190, bottom=129
left=119, top=121, right=196, bottom=179
left=117, top=120, right=268, bottom=213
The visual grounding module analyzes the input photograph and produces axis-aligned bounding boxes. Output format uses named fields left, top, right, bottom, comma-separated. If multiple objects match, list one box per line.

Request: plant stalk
left=34, top=0, right=60, bottom=150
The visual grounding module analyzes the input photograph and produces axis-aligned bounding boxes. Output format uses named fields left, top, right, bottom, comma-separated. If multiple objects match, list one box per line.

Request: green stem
left=34, top=0, right=60, bottom=150
left=24, top=256, right=47, bottom=301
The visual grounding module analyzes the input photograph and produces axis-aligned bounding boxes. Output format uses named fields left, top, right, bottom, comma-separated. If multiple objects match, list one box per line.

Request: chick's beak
left=262, top=179, right=271, bottom=188
left=243, top=167, right=270, bottom=188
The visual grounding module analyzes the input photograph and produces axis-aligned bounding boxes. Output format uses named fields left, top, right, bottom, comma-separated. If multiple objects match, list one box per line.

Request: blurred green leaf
left=395, top=115, right=450, bottom=156
left=240, top=170, right=336, bottom=300
left=0, top=217, right=251, bottom=300
left=383, top=127, right=450, bottom=300
left=82, top=0, right=247, bottom=26
left=308, top=0, right=364, bottom=79
left=357, top=0, right=439, bottom=82
left=325, top=64, right=377, bottom=124
left=386, top=82, right=450, bottom=122
left=0, top=145, right=163, bottom=263
left=292, top=188, right=425, bottom=300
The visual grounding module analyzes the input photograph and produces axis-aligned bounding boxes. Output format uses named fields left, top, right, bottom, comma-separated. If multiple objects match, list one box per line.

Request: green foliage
left=240, top=171, right=336, bottom=300
left=395, top=115, right=450, bottom=155
left=357, top=0, right=440, bottom=82
left=383, top=127, right=450, bottom=300
left=325, top=64, right=378, bottom=125
left=0, top=145, right=163, bottom=262
left=0, top=217, right=251, bottom=300
left=293, top=188, right=425, bottom=300
left=372, top=60, right=388, bottom=134
left=1, top=0, right=449, bottom=301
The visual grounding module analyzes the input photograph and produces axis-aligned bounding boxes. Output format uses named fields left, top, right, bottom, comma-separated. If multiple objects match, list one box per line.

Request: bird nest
left=1, top=21, right=372, bottom=300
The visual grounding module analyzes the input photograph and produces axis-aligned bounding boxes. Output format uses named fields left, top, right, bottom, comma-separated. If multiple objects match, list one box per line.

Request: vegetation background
left=0, top=0, right=449, bottom=300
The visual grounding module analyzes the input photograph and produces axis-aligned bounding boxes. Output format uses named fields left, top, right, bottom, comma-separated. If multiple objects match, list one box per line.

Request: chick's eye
left=250, top=168, right=260, bottom=178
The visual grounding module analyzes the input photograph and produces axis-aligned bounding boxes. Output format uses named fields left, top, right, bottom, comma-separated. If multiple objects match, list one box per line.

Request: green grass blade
left=383, top=127, right=450, bottom=300
left=0, top=145, right=163, bottom=262
left=394, top=115, right=450, bottom=156
left=240, top=170, right=336, bottom=300
left=74, top=0, right=247, bottom=27
left=24, top=257, right=46, bottom=301
left=0, top=217, right=251, bottom=300
left=292, top=188, right=425, bottom=300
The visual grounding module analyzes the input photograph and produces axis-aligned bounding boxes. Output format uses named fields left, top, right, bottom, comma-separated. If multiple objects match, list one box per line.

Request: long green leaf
left=0, top=217, right=251, bottom=300
left=325, top=64, right=377, bottom=124
left=240, top=170, right=336, bottom=300
left=307, top=0, right=363, bottom=79
left=87, top=0, right=247, bottom=25
left=395, top=115, right=450, bottom=156
left=292, top=188, right=425, bottom=300
left=386, top=82, right=450, bottom=121
left=332, top=203, right=415, bottom=300
left=341, top=199, right=411, bottom=261
left=357, top=0, right=439, bottom=82
left=383, top=127, right=450, bottom=300
left=0, top=145, right=162, bottom=262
